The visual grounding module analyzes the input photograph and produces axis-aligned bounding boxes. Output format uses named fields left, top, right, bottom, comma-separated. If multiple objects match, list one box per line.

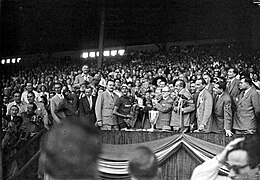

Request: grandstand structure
left=1, top=0, right=260, bottom=180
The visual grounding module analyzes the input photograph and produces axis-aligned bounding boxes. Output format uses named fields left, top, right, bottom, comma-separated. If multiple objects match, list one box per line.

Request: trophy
left=148, top=110, right=159, bottom=131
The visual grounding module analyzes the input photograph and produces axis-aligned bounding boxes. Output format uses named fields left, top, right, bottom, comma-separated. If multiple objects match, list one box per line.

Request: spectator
left=113, top=84, right=134, bottom=130
left=20, top=91, right=49, bottom=130
left=6, top=91, right=26, bottom=115
left=50, top=82, right=65, bottom=125
left=73, top=65, right=93, bottom=89
left=41, top=119, right=102, bottom=180
left=191, top=135, right=260, bottom=180
left=95, top=80, right=119, bottom=130
left=171, top=79, right=195, bottom=132
left=212, top=80, right=233, bottom=137
left=153, top=86, right=173, bottom=130
left=21, top=82, right=40, bottom=103
left=128, top=146, right=160, bottom=180
left=233, top=77, right=260, bottom=134
left=78, top=85, right=97, bottom=126
left=194, top=78, right=213, bottom=133
left=55, top=86, right=78, bottom=120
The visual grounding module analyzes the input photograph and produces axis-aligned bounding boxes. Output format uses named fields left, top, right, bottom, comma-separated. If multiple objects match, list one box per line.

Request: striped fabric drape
left=99, top=134, right=229, bottom=179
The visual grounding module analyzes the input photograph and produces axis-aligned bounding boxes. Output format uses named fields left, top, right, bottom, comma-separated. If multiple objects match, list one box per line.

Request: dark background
left=1, top=0, right=259, bottom=57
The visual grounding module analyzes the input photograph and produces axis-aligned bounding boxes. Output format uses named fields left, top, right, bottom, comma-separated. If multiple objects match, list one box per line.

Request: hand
left=198, top=124, right=205, bottom=131
left=96, top=120, right=103, bottom=127
left=225, top=130, right=233, bottom=137
left=216, top=137, right=245, bottom=164
left=126, top=114, right=132, bottom=119
left=190, top=123, right=195, bottom=132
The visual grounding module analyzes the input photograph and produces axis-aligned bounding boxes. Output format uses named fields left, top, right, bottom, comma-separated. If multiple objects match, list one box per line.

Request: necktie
left=111, top=93, right=114, bottom=99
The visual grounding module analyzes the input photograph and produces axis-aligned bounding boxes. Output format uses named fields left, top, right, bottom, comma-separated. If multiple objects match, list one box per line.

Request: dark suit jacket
left=212, top=92, right=232, bottom=133
left=226, top=78, right=240, bottom=99
left=233, top=88, right=260, bottom=131
left=78, top=95, right=97, bottom=125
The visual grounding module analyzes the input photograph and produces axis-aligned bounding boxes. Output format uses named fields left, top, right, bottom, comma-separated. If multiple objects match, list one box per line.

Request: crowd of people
left=2, top=42, right=260, bottom=150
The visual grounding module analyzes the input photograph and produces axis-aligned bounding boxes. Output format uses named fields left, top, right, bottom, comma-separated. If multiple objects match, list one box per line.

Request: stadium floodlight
left=1, top=59, right=5, bottom=64
left=96, top=51, right=99, bottom=57
left=17, top=58, right=21, bottom=63
left=82, top=52, right=89, bottom=58
left=103, top=50, right=110, bottom=57
left=12, top=58, right=16, bottom=63
left=6, top=59, right=10, bottom=64
left=118, top=49, right=125, bottom=56
left=111, top=50, right=117, bottom=56
left=89, top=52, right=95, bottom=58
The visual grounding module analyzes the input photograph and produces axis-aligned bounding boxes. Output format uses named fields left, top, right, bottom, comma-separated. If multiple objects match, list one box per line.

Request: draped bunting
left=99, top=133, right=229, bottom=179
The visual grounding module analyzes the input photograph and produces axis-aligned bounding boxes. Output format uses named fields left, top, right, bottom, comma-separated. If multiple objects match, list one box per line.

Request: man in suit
left=95, top=80, right=119, bottom=130
left=50, top=83, right=65, bottom=125
left=55, top=87, right=79, bottom=120
left=153, top=86, right=173, bottom=130
left=189, top=81, right=199, bottom=132
left=226, top=68, right=240, bottom=113
left=212, top=81, right=233, bottom=137
left=78, top=85, right=97, bottom=126
left=170, top=79, right=195, bottom=132
left=73, top=65, right=93, bottom=89
left=233, top=77, right=260, bottom=134
left=194, top=78, right=213, bottom=133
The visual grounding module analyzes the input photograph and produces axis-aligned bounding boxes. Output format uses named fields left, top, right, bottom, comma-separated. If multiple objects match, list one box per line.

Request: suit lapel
left=237, top=89, right=251, bottom=105
left=215, top=94, right=224, bottom=109
left=228, top=80, right=236, bottom=94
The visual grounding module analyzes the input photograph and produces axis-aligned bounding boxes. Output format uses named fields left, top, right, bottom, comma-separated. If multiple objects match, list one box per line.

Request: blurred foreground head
left=41, top=118, right=102, bottom=179
left=128, top=146, right=159, bottom=180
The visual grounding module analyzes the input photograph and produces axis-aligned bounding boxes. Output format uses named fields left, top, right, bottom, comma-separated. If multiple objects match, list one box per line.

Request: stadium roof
left=1, top=0, right=254, bottom=56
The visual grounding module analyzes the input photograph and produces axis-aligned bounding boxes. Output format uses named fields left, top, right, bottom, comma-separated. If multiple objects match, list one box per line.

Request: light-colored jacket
left=170, top=89, right=195, bottom=127
left=196, top=89, right=213, bottom=133
left=95, top=90, right=119, bottom=125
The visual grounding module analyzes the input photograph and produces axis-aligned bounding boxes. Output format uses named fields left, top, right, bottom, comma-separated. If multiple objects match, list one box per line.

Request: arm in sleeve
left=224, top=99, right=232, bottom=131
left=201, top=93, right=213, bottom=126
left=40, top=104, right=49, bottom=126
left=95, top=93, right=104, bottom=122
left=191, top=157, right=220, bottom=180
left=50, top=99, right=61, bottom=124
left=73, top=76, right=80, bottom=88
left=182, top=98, right=195, bottom=114
left=252, top=91, right=260, bottom=118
